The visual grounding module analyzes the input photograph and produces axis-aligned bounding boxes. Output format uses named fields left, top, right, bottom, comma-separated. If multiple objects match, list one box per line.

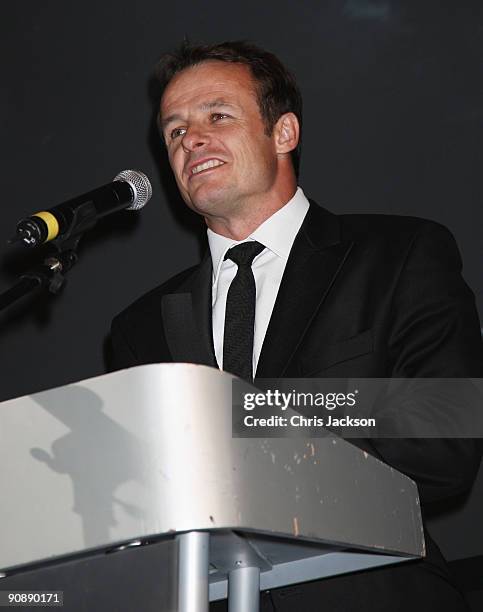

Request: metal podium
left=0, top=364, right=424, bottom=611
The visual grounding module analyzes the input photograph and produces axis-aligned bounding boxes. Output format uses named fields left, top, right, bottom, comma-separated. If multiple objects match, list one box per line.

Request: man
left=110, top=41, right=483, bottom=610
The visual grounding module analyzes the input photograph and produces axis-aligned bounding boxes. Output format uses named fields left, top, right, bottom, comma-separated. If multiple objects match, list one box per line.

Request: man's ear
left=274, top=112, right=300, bottom=154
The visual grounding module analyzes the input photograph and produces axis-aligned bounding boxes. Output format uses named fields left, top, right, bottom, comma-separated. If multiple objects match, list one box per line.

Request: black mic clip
left=53, top=199, right=98, bottom=246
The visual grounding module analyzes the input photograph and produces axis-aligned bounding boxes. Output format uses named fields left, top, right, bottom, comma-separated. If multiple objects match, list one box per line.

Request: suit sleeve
left=368, top=222, right=483, bottom=505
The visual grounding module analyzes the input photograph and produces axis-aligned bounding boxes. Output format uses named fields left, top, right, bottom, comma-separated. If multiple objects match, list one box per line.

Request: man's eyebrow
left=159, top=99, right=238, bottom=130
left=159, top=113, right=182, bottom=130
left=199, top=99, right=237, bottom=111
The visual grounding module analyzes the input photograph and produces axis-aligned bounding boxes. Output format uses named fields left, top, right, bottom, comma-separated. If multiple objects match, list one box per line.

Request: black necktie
left=223, top=241, right=265, bottom=381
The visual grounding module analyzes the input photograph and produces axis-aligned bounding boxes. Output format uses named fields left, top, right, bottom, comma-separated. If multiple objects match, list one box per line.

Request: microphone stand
left=0, top=246, right=79, bottom=312
left=0, top=206, right=91, bottom=312
left=0, top=198, right=102, bottom=311
left=0, top=193, right=123, bottom=312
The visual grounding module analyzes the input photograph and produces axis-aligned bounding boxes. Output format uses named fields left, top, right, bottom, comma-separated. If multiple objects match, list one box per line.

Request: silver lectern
left=0, top=364, right=423, bottom=611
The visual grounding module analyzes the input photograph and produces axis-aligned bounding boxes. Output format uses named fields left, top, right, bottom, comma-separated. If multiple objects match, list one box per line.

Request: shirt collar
left=207, top=186, right=310, bottom=285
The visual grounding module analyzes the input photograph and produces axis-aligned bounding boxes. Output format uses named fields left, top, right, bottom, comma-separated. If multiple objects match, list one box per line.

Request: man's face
left=160, top=61, right=279, bottom=221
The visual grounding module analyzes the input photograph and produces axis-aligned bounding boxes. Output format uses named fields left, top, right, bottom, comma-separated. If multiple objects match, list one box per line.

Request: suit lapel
left=161, top=253, right=217, bottom=367
left=255, top=202, right=353, bottom=379
left=160, top=201, right=352, bottom=376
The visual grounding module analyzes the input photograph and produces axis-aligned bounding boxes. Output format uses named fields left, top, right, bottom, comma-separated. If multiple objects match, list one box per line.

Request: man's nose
left=181, top=125, right=210, bottom=151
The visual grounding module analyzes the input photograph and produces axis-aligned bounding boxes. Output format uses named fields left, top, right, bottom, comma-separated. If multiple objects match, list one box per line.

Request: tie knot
left=224, top=241, right=265, bottom=267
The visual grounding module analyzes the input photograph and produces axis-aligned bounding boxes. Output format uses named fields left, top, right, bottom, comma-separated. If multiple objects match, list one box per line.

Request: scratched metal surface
left=0, top=363, right=423, bottom=573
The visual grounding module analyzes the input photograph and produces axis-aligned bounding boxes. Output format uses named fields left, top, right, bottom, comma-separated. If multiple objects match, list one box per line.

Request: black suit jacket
left=110, top=201, right=483, bottom=610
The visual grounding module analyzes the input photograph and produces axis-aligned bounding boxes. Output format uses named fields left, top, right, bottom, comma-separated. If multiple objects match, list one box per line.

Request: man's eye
left=170, top=127, right=187, bottom=139
left=211, top=113, right=229, bottom=122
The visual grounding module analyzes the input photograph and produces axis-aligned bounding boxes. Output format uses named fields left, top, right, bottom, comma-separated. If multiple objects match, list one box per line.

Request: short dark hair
left=155, top=40, right=303, bottom=176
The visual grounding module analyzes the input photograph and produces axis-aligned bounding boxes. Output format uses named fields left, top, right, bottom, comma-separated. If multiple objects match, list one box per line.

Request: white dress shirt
left=208, top=186, right=310, bottom=375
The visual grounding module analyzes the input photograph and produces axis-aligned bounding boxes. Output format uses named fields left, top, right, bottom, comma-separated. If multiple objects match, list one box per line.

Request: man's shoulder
left=336, top=210, right=450, bottom=238
left=308, top=199, right=455, bottom=242
left=112, top=263, right=200, bottom=323
left=326, top=207, right=457, bottom=248
left=306, top=201, right=461, bottom=266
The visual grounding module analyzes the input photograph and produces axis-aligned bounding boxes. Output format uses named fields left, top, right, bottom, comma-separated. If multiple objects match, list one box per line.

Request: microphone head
left=113, top=169, right=152, bottom=210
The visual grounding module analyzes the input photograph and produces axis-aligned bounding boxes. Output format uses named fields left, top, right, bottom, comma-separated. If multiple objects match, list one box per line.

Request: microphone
left=12, top=169, right=152, bottom=247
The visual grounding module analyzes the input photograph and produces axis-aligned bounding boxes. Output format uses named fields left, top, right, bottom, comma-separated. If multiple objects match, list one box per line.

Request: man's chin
left=187, top=186, right=234, bottom=216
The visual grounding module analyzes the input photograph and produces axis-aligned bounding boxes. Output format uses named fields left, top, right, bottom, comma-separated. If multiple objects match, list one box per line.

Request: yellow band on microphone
left=32, top=211, right=60, bottom=242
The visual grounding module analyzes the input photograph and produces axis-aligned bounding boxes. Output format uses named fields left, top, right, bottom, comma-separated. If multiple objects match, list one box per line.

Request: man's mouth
left=189, top=159, right=226, bottom=177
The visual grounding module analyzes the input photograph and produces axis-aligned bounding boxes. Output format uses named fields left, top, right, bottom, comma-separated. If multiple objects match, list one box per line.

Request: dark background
left=1, top=0, right=482, bottom=593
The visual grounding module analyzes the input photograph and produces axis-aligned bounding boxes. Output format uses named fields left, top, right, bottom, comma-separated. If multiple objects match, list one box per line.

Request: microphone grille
left=113, top=169, right=153, bottom=210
